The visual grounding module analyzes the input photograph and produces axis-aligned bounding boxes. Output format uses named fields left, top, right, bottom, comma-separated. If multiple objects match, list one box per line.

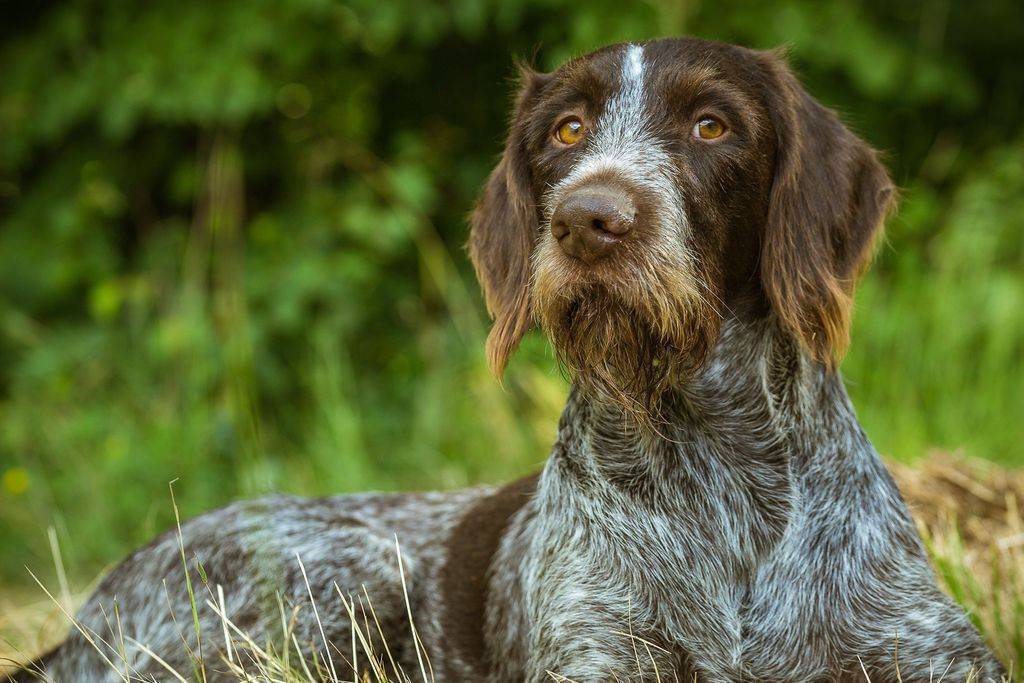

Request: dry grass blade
left=123, top=638, right=190, bottom=683
left=169, top=480, right=207, bottom=682
left=295, top=553, right=339, bottom=682
left=394, top=535, right=431, bottom=683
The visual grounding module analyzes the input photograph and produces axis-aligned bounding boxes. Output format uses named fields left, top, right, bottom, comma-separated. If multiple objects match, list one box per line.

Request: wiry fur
left=14, top=37, right=1005, bottom=683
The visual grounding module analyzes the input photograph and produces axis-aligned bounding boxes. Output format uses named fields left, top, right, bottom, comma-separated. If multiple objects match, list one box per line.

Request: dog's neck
left=488, top=316, right=911, bottom=681
left=552, top=314, right=865, bottom=491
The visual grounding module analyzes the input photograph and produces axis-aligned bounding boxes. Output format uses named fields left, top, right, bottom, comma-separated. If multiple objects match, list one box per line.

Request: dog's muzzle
left=550, top=185, right=636, bottom=263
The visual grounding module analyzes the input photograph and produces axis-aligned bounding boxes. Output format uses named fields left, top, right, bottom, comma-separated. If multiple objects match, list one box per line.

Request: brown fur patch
left=439, top=472, right=540, bottom=676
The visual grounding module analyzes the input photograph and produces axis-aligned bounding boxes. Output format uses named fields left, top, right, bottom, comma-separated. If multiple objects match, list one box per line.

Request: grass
left=892, top=453, right=1024, bottom=670
left=2, top=452, right=1021, bottom=682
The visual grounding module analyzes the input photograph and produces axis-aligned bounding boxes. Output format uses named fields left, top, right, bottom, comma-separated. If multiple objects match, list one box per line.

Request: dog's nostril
left=552, top=219, right=570, bottom=241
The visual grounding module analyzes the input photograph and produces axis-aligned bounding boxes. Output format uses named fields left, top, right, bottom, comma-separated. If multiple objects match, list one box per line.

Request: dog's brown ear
left=759, top=52, right=895, bottom=367
left=469, top=65, right=549, bottom=377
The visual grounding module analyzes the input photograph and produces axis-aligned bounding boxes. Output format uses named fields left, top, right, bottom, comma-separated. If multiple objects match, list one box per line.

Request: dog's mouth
left=531, top=272, right=720, bottom=419
left=531, top=189, right=724, bottom=419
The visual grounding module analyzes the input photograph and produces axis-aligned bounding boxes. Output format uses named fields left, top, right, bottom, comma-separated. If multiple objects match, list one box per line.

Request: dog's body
left=18, top=38, right=1006, bottom=682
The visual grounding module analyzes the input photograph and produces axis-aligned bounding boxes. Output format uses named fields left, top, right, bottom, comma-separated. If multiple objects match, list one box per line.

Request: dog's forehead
left=555, top=38, right=754, bottom=98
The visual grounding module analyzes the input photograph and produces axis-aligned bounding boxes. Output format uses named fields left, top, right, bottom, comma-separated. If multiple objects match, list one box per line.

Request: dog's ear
left=758, top=51, right=895, bottom=367
left=469, top=65, right=549, bottom=377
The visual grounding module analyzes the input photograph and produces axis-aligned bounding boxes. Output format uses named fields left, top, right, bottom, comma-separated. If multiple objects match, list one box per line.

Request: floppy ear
left=759, top=52, right=895, bottom=367
left=469, top=66, right=549, bottom=377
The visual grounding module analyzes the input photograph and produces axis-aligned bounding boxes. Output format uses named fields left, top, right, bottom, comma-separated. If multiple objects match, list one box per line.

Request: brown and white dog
left=15, top=38, right=1007, bottom=682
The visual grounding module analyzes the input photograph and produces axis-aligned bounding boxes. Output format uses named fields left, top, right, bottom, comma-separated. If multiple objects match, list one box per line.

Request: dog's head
left=469, top=38, right=894, bottom=414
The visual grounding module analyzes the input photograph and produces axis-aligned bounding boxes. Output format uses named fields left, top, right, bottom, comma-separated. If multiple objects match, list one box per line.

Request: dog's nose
left=551, top=187, right=635, bottom=263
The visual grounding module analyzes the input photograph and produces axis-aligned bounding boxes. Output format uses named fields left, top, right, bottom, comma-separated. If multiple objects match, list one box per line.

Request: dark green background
left=1, top=0, right=1021, bottom=587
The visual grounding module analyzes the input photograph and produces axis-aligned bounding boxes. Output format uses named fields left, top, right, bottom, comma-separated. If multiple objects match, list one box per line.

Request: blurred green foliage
left=0, top=0, right=1021, bottom=587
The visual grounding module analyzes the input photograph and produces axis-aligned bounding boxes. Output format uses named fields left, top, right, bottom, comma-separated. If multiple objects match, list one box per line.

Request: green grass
left=844, top=139, right=1024, bottom=468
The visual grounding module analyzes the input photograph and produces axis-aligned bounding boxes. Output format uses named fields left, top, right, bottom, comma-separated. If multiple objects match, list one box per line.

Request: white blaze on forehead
left=598, top=43, right=649, bottom=150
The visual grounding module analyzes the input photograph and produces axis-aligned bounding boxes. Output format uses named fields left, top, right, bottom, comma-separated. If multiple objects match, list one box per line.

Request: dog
left=13, top=37, right=1007, bottom=682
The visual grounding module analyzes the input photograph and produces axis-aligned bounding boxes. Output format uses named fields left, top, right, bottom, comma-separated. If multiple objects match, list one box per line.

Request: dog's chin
left=531, top=255, right=721, bottom=423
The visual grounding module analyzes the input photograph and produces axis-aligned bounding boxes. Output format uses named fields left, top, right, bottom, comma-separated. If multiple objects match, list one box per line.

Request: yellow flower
left=2, top=467, right=30, bottom=495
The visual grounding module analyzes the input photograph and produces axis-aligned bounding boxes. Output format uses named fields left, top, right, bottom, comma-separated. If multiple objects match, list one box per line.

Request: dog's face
left=470, top=38, right=893, bottom=413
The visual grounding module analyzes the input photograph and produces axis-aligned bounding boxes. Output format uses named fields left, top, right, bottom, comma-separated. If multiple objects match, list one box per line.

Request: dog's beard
left=532, top=244, right=721, bottom=423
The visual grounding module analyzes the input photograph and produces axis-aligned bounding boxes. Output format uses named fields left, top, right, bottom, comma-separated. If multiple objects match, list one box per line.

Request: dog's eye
left=555, top=117, right=586, bottom=145
left=692, top=117, right=726, bottom=140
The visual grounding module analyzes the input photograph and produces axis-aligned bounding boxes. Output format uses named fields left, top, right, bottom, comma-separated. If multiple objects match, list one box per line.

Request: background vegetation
left=0, top=0, right=1021, bottom=592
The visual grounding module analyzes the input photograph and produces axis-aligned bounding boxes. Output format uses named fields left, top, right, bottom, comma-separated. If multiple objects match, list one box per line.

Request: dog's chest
left=521, top=442, right=805, bottom=680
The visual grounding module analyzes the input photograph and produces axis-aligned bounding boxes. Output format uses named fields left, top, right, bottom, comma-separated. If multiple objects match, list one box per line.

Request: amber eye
left=692, top=117, right=726, bottom=140
left=555, top=117, right=586, bottom=145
